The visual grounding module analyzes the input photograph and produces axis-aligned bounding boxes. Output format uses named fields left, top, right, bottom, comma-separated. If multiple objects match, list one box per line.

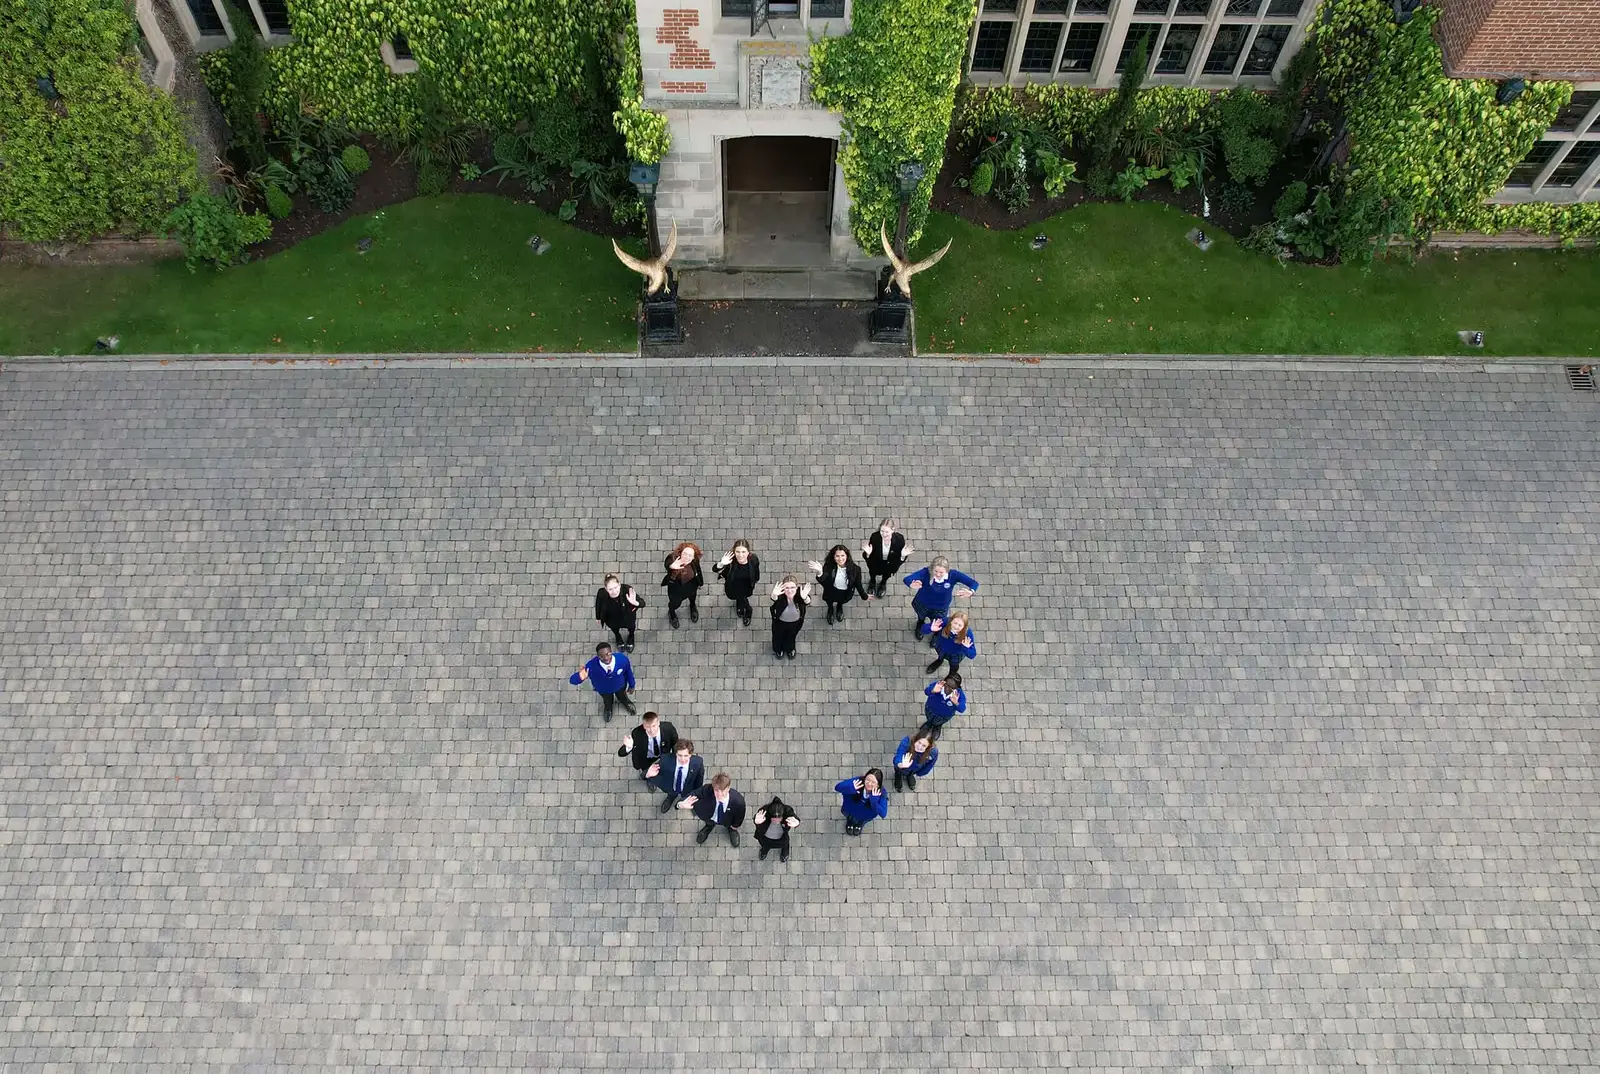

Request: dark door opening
left=722, top=136, right=835, bottom=266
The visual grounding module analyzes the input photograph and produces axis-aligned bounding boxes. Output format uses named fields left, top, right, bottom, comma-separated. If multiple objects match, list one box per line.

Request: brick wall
left=636, top=0, right=740, bottom=101
left=1435, top=0, right=1600, bottom=79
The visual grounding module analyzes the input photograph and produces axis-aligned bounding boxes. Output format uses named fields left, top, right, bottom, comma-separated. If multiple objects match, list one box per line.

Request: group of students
left=570, top=519, right=981, bottom=848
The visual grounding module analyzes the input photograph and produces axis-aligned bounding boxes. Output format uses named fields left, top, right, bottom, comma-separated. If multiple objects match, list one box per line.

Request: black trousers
left=667, top=586, right=699, bottom=614
left=602, top=617, right=636, bottom=647
left=867, top=564, right=901, bottom=594
left=755, top=830, right=791, bottom=852
left=599, top=689, right=636, bottom=719
left=731, top=595, right=752, bottom=617
left=772, top=618, right=803, bottom=654
left=927, top=653, right=965, bottom=676
left=822, top=586, right=857, bottom=612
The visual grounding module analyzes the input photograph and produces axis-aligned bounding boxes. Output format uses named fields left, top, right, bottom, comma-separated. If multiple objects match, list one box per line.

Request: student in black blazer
left=752, top=796, right=800, bottom=863
left=661, top=541, right=704, bottom=629
left=808, top=544, right=869, bottom=625
left=649, top=740, right=704, bottom=813
left=678, top=772, right=746, bottom=846
left=594, top=574, right=644, bottom=652
left=616, top=710, right=677, bottom=781
left=862, top=518, right=912, bottom=599
left=713, top=538, right=761, bottom=626
left=769, top=574, right=812, bottom=659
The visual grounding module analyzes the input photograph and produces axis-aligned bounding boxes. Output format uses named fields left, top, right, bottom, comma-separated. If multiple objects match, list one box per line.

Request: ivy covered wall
left=1317, top=0, right=1594, bottom=236
left=811, top=0, right=976, bottom=253
left=0, top=0, right=201, bottom=241
left=254, top=0, right=640, bottom=136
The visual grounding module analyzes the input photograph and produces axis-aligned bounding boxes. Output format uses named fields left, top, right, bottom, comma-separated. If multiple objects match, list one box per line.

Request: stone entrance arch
left=721, top=136, right=835, bottom=267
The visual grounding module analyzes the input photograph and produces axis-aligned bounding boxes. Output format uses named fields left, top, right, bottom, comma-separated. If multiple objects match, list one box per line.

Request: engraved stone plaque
left=761, top=60, right=803, bottom=108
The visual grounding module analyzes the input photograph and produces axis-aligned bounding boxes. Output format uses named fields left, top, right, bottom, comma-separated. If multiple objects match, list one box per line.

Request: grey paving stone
left=0, top=362, right=1595, bottom=1072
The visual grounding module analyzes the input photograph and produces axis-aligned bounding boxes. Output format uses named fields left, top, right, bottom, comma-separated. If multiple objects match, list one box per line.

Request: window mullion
left=1530, top=141, right=1573, bottom=195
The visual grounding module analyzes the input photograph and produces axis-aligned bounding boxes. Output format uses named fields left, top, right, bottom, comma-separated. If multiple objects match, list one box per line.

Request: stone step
left=677, top=267, right=878, bottom=301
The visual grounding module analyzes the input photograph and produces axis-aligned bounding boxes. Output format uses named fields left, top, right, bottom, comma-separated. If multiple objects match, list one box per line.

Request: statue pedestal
left=642, top=271, right=682, bottom=346
left=868, top=267, right=911, bottom=344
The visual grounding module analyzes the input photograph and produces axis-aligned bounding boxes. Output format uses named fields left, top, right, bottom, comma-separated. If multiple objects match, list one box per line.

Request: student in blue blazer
left=903, top=555, right=979, bottom=639
left=835, top=768, right=889, bottom=836
left=920, top=610, right=977, bottom=676
left=893, top=727, right=940, bottom=792
left=648, top=740, right=704, bottom=813
left=923, top=673, right=967, bottom=728
left=568, top=641, right=637, bottom=722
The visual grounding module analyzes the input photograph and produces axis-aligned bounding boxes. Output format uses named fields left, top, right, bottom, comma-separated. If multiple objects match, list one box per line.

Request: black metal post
left=893, top=193, right=910, bottom=261
left=646, top=189, right=661, bottom=262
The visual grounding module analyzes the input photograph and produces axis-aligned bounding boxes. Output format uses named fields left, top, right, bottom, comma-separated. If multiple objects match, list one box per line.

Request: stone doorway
left=722, top=136, right=834, bottom=267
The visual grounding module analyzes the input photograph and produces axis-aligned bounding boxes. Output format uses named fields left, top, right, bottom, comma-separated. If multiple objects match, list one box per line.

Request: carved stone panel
left=760, top=59, right=803, bottom=108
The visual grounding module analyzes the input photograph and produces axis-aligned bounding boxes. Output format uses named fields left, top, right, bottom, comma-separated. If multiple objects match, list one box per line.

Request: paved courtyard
left=1, top=359, right=1596, bottom=1073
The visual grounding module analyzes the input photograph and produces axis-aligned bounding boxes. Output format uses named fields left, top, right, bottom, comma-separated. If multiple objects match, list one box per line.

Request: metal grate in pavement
left=1566, top=364, right=1596, bottom=391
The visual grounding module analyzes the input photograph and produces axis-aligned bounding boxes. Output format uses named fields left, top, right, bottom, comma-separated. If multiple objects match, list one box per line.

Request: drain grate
left=1566, top=364, right=1596, bottom=391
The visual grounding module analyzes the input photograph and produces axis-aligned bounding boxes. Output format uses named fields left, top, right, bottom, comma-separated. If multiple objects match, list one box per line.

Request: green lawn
left=0, top=195, right=639, bottom=355
left=915, top=201, right=1600, bottom=357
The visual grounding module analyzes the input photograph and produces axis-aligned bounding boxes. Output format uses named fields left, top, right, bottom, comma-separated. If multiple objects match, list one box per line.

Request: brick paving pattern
left=1, top=362, right=1596, bottom=1072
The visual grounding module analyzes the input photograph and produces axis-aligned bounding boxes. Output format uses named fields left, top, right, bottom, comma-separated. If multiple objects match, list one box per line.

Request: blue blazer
left=835, top=778, right=889, bottom=825
left=569, top=653, right=635, bottom=694
left=904, top=567, right=979, bottom=615
left=923, top=681, right=967, bottom=724
left=920, top=627, right=977, bottom=662
left=650, top=755, right=704, bottom=797
left=894, top=736, right=939, bottom=777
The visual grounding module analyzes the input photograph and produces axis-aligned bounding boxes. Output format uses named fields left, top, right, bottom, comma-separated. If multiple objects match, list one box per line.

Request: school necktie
left=675, top=766, right=685, bottom=793
left=648, top=736, right=659, bottom=758
left=713, top=801, right=723, bottom=825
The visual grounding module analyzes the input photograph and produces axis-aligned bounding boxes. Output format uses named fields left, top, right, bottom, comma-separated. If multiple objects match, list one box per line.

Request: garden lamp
left=629, top=160, right=663, bottom=260
left=893, top=161, right=926, bottom=259
left=1496, top=79, right=1526, bottom=106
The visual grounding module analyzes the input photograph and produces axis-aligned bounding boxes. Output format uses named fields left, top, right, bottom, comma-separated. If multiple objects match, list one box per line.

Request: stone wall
left=636, top=3, right=864, bottom=265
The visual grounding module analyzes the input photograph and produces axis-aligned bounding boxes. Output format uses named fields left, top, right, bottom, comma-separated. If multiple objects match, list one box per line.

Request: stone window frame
left=381, top=33, right=419, bottom=75
left=134, top=0, right=178, bottom=92
left=967, top=0, right=1314, bottom=90
left=168, top=0, right=294, bottom=54
left=715, top=0, right=852, bottom=38
left=1493, top=85, right=1600, bottom=205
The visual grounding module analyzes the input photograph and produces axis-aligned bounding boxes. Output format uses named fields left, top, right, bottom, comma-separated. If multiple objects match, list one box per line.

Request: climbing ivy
left=611, top=17, right=670, bottom=165
left=205, top=0, right=639, bottom=138
left=0, top=0, right=201, bottom=241
left=811, top=0, right=976, bottom=253
left=1316, top=0, right=1576, bottom=234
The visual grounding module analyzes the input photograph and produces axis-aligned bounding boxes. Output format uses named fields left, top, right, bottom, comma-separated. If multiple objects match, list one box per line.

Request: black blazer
left=753, top=796, right=799, bottom=829
left=595, top=584, right=643, bottom=625
left=661, top=556, right=704, bottom=593
left=714, top=556, right=761, bottom=599
left=691, top=787, right=746, bottom=828
left=650, top=754, right=704, bottom=796
left=815, top=559, right=868, bottom=599
left=865, top=531, right=908, bottom=572
left=616, top=720, right=678, bottom=772
left=771, top=593, right=809, bottom=623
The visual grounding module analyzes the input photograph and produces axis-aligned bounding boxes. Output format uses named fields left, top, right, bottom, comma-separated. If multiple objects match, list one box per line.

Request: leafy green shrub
left=214, top=3, right=271, bottom=170
left=1111, top=160, right=1166, bottom=202
left=1274, top=180, right=1309, bottom=221
left=1166, top=151, right=1202, bottom=191
left=1087, top=40, right=1147, bottom=193
left=263, top=185, right=294, bottom=219
left=969, top=161, right=995, bottom=197
left=999, top=174, right=1029, bottom=214
left=0, top=0, right=201, bottom=241
left=486, top=130, right=551, bottom=192
left=416, top=161, right=450, bottom=196
left=163, top=194, right=271, bottom=271
left=396, top=75, right=476, bottom=179
left=1218, top=182, right=1256, bottom=216
left=1038, top=152, right=1078, bottom=198
left=1211, top=89, right=1280, bottom=186
left=300, top=158, right=355, bottom=212
left=340, top=144, right=371, bottom=177
left=557, top=198, right=578, bottom=222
